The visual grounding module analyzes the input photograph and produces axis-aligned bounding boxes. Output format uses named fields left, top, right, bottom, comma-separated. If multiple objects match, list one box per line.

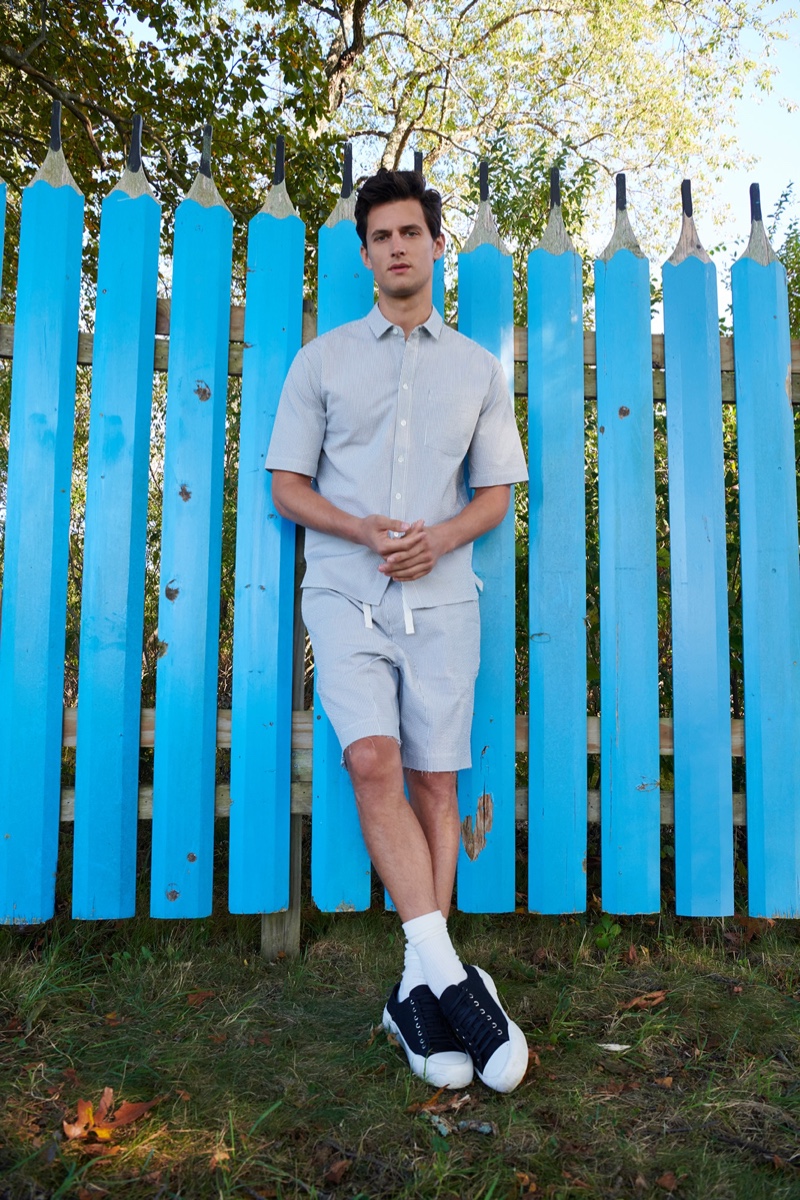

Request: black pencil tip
left=128, top=115, right=143, bottom=172
left=550, top=166, right=561, bottom=209
left=341, top=143, right=353, bottom=199
left=615, top=173, right=626, bottom=211
left=479, top=160, right=489, bottom=203
left=414, top=150, right=423, bottom=174
left=50, top=100, right=61, bottom=152
left=681, top=179, right=693, bottom=218
left=199, top=124, right=212, bottom=178
left=274, top=135, right=285, bottom=186
left=749, top=182, right=762, bottom=224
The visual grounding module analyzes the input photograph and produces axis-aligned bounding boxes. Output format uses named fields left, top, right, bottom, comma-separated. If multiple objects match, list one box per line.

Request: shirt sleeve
left=467, top=360, right=528, bottom=487
left=264, top=342, right=326, bottom=476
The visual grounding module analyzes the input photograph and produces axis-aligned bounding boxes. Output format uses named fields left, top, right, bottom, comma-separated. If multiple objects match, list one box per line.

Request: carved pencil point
left=50, top=100, right=62, bottom=152
left=199, top=125, right=212, bottom=179
left=616, top=173, right=626, bottom=211
left=479, top=160, right=489, bottom=203
left=341, top=144, right=353, bottom=199
left=128, top=115, right=143, bottom=174
left=550, top=166, right=561, bottom=210
left=273, top=135, right=285, bottom=186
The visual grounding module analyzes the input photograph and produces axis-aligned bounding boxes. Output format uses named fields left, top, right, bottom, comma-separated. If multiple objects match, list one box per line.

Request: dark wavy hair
left=355, top=168, right=442, bottom=247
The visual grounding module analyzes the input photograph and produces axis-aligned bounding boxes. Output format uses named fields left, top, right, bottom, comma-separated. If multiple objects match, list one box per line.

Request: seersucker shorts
left=301, top=582, right=480, bottom=772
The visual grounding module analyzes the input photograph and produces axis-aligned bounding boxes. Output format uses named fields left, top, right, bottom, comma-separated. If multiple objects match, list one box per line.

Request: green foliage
left=772, top=184, right=800, bottom=339
left=0, top=0, right=344, bottom=301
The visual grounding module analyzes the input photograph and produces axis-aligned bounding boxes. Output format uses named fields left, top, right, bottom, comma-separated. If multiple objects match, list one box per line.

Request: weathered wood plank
left=61, top=706, right=747, bottom=756
left=149, top=160, right=233, bottom=919
left=456, top=198, right=517, bottom=912
left=662, top=196, right=734, bottom=917
left=72, top=157, right=161, bottom=920
left=595, top=203, right=661, bottom=915
left=732, top=207, right=800, bottom=918
left=228, top=179, right=304, bottom=915
left=527, top=197, right=587, bottom=914
left=58, top=785, right=748, bottom=827
left=0, top=136, right=84, bottom=926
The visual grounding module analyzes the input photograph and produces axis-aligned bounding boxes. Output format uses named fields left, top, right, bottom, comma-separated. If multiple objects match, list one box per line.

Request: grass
left=1, top=831, right=799, bottom=1199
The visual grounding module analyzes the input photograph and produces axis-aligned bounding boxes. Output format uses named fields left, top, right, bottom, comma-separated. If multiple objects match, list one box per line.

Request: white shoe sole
left=382, top=1004, right=474, bottom=1089
left=470, top=967, right=528, bottom=1094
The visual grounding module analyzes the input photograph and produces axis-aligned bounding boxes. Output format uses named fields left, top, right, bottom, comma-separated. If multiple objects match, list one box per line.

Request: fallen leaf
left=186, top=990, right=215, bottom=1008
left=655, top=1170, right=680, bottom=1190
left=177, top=1089, right=191, bottom=1102
left=528, top=1048, right=541, bottom=1068
left=655, top=1076, right=673, bottom=1089
left=597, top=1043, right=632, bottom=1052
left=63, top=1089, right=163, bottom=1143
left=209, top=1148, right=230, bottom=1172
left=324, top=1157, right=351, bottom=1185
left=634, top=1174, right=648, bottom=1191
left=208, top=1033, right=227, bottom=1044
left=625, top=944, right=638, bottom=964
left=618, top=990, right=667, bottom=1011
left=561, top=1169, right=590, bottom=1188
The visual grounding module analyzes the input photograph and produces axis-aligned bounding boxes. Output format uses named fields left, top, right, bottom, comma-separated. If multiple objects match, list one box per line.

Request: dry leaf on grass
left=407, top=1086, right=473, bottom=1115
left=324, top=1157, right=352, bottom=1185
left=618, top=990, right=667, bottom=1011
left=63, top=1088, right=163, bottom=1143
left=655, top=1076, right=673, bottom=1088
left=209, top=1147, right=230, bottom=1171
left=655, top=1170, right=680, bottom=1190
left=186, top=990, right=216, bottom=1007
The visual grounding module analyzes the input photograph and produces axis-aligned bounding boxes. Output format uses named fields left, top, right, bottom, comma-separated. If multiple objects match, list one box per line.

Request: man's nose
left=390, top=232, right=405, bottom=254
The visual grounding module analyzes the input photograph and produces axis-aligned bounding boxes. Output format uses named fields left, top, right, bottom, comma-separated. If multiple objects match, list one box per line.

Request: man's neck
left=377, top=293, right=434, bottom=340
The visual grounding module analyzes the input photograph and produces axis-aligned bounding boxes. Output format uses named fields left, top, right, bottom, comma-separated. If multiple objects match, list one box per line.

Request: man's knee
left=344, top=735, right=401, bottom=786
left=405, top=768, right=457, bottom=806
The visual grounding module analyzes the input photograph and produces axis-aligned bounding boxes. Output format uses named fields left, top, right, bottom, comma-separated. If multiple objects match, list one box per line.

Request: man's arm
left=271, top=470, right=411, bottom=559
left=378, top=485, right=510, bottom=582
left=271, top=471, right=510, bottom=584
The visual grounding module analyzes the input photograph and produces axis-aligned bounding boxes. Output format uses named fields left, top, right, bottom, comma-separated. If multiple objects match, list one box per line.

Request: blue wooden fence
left=1, top=117, right=799, bottom=927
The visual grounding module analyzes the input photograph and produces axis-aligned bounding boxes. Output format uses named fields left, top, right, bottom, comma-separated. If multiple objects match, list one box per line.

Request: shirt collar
left=365, top=302, right=444, bottom=341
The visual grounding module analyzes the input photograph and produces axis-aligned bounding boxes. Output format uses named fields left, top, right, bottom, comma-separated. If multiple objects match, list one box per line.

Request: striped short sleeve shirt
left=265, top=303, right=528, bottom=610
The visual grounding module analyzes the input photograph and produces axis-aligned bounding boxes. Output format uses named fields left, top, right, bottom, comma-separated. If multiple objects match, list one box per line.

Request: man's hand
left=358, top=514, right=412, bottom=555
left=377, top=519, right=447, bottom=581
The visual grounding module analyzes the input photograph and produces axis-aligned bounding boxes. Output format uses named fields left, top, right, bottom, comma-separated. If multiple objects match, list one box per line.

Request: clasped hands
left=360, top=515, right=445, bottom=582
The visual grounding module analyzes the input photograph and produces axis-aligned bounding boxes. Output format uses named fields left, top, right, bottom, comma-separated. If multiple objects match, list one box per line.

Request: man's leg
left=344, top=736, right=445, bottom=921
left=404, top=769, right=460, bottom=918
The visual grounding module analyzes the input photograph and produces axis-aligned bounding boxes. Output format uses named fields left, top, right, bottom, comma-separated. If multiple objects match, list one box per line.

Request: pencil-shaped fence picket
left=1, top=107, right=799, bottom=936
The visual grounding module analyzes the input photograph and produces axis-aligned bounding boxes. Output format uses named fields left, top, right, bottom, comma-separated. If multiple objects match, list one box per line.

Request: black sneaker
left=382, top=983, right=473, bottom=1089
left=439, top=965, right=528, bottom=1093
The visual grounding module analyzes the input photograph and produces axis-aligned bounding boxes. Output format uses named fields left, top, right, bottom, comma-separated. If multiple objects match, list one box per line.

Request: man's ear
left=433, top=233, right=446, bottom=261
left=360, top=243, right=372, bottom=269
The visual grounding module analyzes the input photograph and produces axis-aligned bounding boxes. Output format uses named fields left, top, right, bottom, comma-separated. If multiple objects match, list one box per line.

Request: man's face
left=360, top=197, right=445, bottom=301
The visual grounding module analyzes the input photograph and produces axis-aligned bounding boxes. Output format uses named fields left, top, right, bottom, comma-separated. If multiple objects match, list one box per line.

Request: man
left=266, top=169, right=529, bottom=1093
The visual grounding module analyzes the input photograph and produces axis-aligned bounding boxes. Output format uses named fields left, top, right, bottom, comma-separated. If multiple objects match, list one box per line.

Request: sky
left=695, top=2, right=799, bottom=315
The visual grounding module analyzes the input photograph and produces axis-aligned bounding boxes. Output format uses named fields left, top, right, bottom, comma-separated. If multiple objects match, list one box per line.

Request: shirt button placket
left=390, top=332, right=416, bottom=522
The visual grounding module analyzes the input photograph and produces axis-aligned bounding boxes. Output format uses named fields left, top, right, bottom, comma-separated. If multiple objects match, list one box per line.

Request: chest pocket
left=423, top=392, right=476, bottom=459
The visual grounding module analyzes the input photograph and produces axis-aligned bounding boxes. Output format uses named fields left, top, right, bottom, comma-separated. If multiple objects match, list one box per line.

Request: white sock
left=402, top=910, right=467, bottom=999
left=397, top=942, right=427, bottom=1002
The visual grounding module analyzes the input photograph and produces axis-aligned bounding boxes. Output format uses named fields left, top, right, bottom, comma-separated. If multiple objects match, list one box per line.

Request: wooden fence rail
left=1, top=115, right=799, bottom=932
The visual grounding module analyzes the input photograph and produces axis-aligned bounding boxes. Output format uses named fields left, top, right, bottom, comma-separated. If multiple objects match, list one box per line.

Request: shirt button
left=395, top=493, right=402, bottom=500
left=400, top=419, right=407, bottom=427
left=398, top=456, right=404, bottom=463
left=402, top=383, right=408, bottom=390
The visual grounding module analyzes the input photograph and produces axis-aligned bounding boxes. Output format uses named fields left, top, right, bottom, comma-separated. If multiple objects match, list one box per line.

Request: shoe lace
left=411, top=988, right=465, bottom=1056
left=443, top=983, right=506, bottom=1067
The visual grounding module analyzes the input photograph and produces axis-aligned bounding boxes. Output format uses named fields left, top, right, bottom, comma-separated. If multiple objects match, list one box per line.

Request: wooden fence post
left=150, top=127, right=233, bottom=918
left=0, top=103, right=84, bottom=924
left=455, top=161, right=517, bottom=912
left=230, top=138, right=304, bottom=921
left=662, top=181, right=733, bottom=916
left=732, top=185, right=800, bottom=918
left=594, top=175, right=660, bottom=914
left=72, top=118, right=161, bottom=918
left=310, top=145, right=374, bottom=913
left=527, top=169, right=587, bottom=913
